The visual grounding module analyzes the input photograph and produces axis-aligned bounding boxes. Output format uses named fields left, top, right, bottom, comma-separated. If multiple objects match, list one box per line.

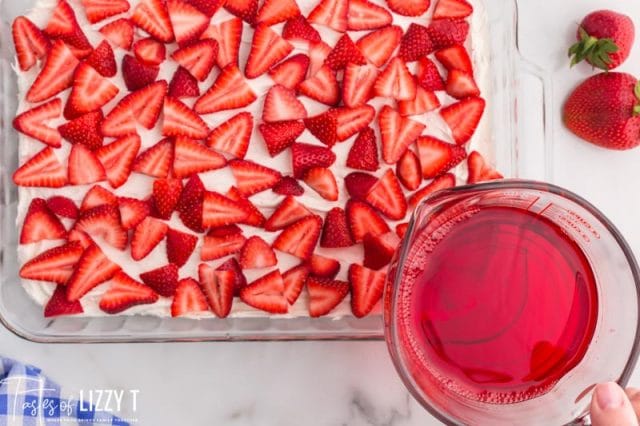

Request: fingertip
left=591, top=382, right=638, bottom=426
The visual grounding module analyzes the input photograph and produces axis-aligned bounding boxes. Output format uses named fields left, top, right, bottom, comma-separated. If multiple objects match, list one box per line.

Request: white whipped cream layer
left=16, top=0, right=493, bottom=318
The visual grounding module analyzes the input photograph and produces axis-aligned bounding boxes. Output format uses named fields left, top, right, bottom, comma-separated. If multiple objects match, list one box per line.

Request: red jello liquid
left=398, top=206, right=598, bottom=403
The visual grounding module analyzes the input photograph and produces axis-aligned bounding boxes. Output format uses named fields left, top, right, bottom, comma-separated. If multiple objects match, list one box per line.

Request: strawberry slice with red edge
left=307, top=276, right=349, bottom=317
left=201, top=191, right=250, bottom=227
left=167, top=0, right=209, bottom=46
left=171, top=39, right=218, bottom=81
left=44, top=0, right=92, bottom=58
left=59, top=111, right=104, bottom=151
left=99, top=271, right=159, bottom=314
left=225, top=0, right=258, bottom=24
left=131, top=216, right=168, bottom=260
left=272, top=215, right=323, bottom=260
left=446, top=70, right=480, bottom=99
left=171, top=278, right=209, bottom=317
left=308, top=0, right=348, bottom=32
left=68, top=144, right=107, bottom=185
left=308, top=40, right=332, bottom=77
left=398, top=86, right=441, bottom=116
left=122, top=54, right=159, bottom=92
left=47, top=196, right=78, bottom=220
left=99, top=18, right=134, bottom=50
left=273, top=177, right=305, bottom=196
left=245, top=24, right=293, bottom=79
left=66, top=243, right=121, bottom=302
left=399, top=23, right=434, bottom=63
left=187, top=0, right=225, bottom=16
left=259, top=120, right=305, bottom=156
left=345, top=172, right=378, bottom=200
left=397, top=149, right=422, bottom=190
left=291, top=142, right=336, bottom=179
left=347, top=0, right=392, bottom=31
left=347, top=127, right=379, bottom=171
left=80, top=185, right=117, bottom=210
left=226, top=187, right=266, bottom=227
left=166, top=228, right=198, bottom=267
left=132, top=138, right=174, bottom=178
left=201, top=227, right=246, bottom=261
left=13, top=147, right=67, bottom=188
left=96, top=134, right=141, bottom=188
left=333, top=105, right=376, bottom=141
left=85, top=41, right=117, bottom=78
left=298, top=65, right=340, bottom=106
left=26, top=40, right=79, bottom=104
left=195, top=64, right=257, bottom=114
left=133, top=37, right=166, bottom=66
left=440, top=97, right=486, bottom=145
left=262, top=85, right=307, bottom=123
left=428, top=19, right=470, bottom=50
left=74, top=204, right=128, bottom=250
left=140, top=263, right=179, bottom=297
left=44, top=285, right=83, bottom=317
left=362, top=232, right=400, bottom=270
left=282, top=15, right=320, bottom=43
left=268, top=54, right=309, bottom=90
left=20, top=198, right=66, bottom=244
left=216, top=257, right=247, bottom=296
left=13, top=98, right=62, bottom=148
left=433, top=0, right=473, bottom=20
left=102, top=80, right=168, bottom=137
left=264, top=195, right=312, bottom=231
left=169, top=66, right=200, bottom=98
left=256, top=0, right=300, bottom=26
left=467, top=151, right=503, bottom=184
left=417, top=57, right=445, bottom=91
left=303, top=167, right=338, bottom=201
left=198, top=265, right=235, bottom=318
left=173, top=137, right=226, bottom=178
left=325, top=34, right=366, bottom=71
left=81, top=0, right=130, bottom=24
left=435, top=45, right=473, bottom=73
left=308, top=254, right=340, bottom=278
left=346, top=199, right=390, bottom=242
left=207, top=112, right=253, bottom=159
left=162, top=97, right=209, bottom=139
left=321, top=207, right=354, bottom=248
left=118, top=197, right=150, bottom=230
left=177, top=175, right=205, bottom=232
left=304, top=111, right=338, bottom=147
left=409, top=173, right=456, bottom=207
left=239, top=270, right=288, bottom=314
left=152, top=178, right=183, bottom=220
left=356, top=25, right=402, bottom=68
left=385, top=0, right=429, bottom=16
left=20, top=241, right=84, bottom=285
left=201, top=17, right=242, bottom=68
left=374, top=57, right=416, bottom=101
left=239, top=236, right=278, bottom=269
left=365, top=169, right=408, bottom=220
left=229, top=159, right=282, bottom=196
left=343, top=63, right=378, bottom=108
left=349, top=263, right=386, bottom=317
left=132, top=0, right=174, bottom=43
left=12, top=16, right=50, bottom=72
left=379, top=105, right=426, bottom=164
left=282, top=264, right=308, bottom=304
left=65, top=63, right=119, bottom=119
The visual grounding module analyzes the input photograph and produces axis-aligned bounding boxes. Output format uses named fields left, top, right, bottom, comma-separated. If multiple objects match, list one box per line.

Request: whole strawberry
left=569, top=10, right=634, bottom=70
left=563, top=72, right=640, bottom=150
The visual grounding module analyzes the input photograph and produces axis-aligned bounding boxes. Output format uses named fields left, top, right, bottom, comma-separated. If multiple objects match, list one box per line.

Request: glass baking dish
left=0, top=0, right=549, bottom=342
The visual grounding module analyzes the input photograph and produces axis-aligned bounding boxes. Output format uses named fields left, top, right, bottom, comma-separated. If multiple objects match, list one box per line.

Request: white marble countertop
left=4, top=0, right=640, bottom=424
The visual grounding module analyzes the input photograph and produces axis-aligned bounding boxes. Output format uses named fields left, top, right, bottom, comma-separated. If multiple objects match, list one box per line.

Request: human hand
left=591, top=382, right=640, bottom=425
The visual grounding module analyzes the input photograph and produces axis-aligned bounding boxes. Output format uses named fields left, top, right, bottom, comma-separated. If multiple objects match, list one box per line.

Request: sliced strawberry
left=226, top=187, right=266, bottom=227
left=20, top=198, right=66, bottom=244
left=333, top=105, right=376, bottom=141
left=263, top=85, right=307, bottom=123
left=99, top=271, right=159, bottom=314
left=207, top=112, right=253, bottom=159
left=374, top=57, right=416, bottom=101
left=385, top=0, right=429, bottom=16
left=173, top=137, right=226, bottom=178
left=12, top=16, right=50, bottom=71
left=417, top=57, right=445, bottom=91
left=273, top=215, right=322, bottom=260
left=307, top=276, right=349, bottom=317
left=66, top=243, right=121, bottom=301
left=304, top=111, right=338, bottom=147
left=347, top=0, right=392, bottom=31
left=298, top=65, right=340, bottom=106
left=229, top=159, right=282, bottom=196
left=397, top=149, right=422, bottom=191
left=169, top=66, right=200, bottom=98
left=225, top=0, right=258, bottom=24
left=273, top=176, right=305, bottom=196
left=152, top=178, right=183, bottom=219
left=321, top=207, right=354, bottom=248
left=201, top=228, right=245, bottom=261
left=239, top=236, right=277, bottom=269
left=282, top=264, right=308, bottom=304
left=307, top=41, right=332, bottom=77
left=308, top=254, right=340, bottom=278
left=349, top=263, right=386, bottom=317
left=13, top=98, right=62, bottom=148
left=440, top=97, right=486, bottom=145
left=187, top=0, right=225, bottom=16
left=428, top=19, right=469, bottom=50
left=162, top=97, right=209, bottom=139
left=201, top=191, right=250, bottom=227
left=131, top=217, right=168, bottom=260
left=379, top=105, right=426, bottom=164
left=64, top=63, right=119, bottom=119
left=259, top=120, right=305, bottom=156
left=132, top=0, right=174, bottom=43
left=240, top=270, right=288, bottom=314
left=68, top=144, right=106, bottom=185
left=356, top=25, right=402, bottom=68
left=365, top=169, right=408, bottom=220
left=58, top=111, right=103, bottom=151
left=83, top=42, right=116, bottom=80
left=435, top=45, right=473, bottom=73
left=446, top=70, right=480, bottom=99
left=96, top=134, right=141, bottom=188
left=308, top=0, right=348, bottom=32
left=362, top=232, right=399, bottom=270
left=409, top=173, right=456, bottom=207
left=99, top=18, right=134, bottom=50
left=177, top=175, right=205, bottom=232
left=133, top=37, right=166, bottom=66
left=13, top=147, right=67, bottom=188
left=398, top=86, right=441, bottom=116
left=215, top=257, right=247, bottom=296
left=433, top=0, right=473, bottom=20
left=172, top=278, right=209, bottom=317
left=81, top=0, right=130, bottom=24
left=396, top=222, right=409, bottom=238
left=171, top=39, right=218, bottom=81
left=47, top=196, right=78, bottom=219
left=264, top=195, right=312, bottom=231
left=44, top=0, right=92, bottom=57
left=245, top=24, right=292, bottom=79
left=206, top=223, right=242, bottom=237
left=283, top=15, right=320, bottom=43
left=167, top=0, right=209, bottom=46
left=132, top=138, right=174, bottom=178
left=102, top=80, right=168, bottom=137
left=122, top=54, right=159, bottom=91
left=303, top=167, right=338, bottom=201
left=325, top=34, right=366, bottom=70
left=26, top=40, right=79, bottom=103
left=44, top=285, right=83, bottom=317
left=194, top=64, right=257, bottom=114
left=467, top=151, right=503, bottom=184
left=343, top=63, right=377, bottom=108
left=198, top=265, right=235, bottom=318
left=75, top=204, right=128, bottom=250
left=166, top=228, right=198, bottom=267
left=269, top=54, right=309, bottom=90
left=399, top=23, right=434, bottom=63
left=68, top=229, right=94, bottom=249
left=80, top=185, right=117, bottom=210
left=291, top=142, right=336, bottom=179
left=140, top=264, right=179, bottom=296
left=20, top=241, right=83, bottom=285
left=346, top=199, right=390, bottom=242
left=346, top=127, right=378, bottom=171
left=345, top=172, right=378, bottom=200
left=201, top=17, right=242, bottom=68
left=257, top=0, right=300, bottom=26
left=118, top=197, right=150, bottom=230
